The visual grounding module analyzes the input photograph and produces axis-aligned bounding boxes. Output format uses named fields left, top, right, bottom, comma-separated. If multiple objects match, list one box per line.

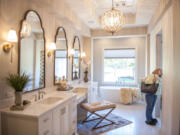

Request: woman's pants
left=145, top=94, right=157, bottom=122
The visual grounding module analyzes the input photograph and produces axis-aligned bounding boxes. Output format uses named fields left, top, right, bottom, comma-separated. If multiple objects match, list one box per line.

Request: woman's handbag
left=141, top=82, right=159, bottom=94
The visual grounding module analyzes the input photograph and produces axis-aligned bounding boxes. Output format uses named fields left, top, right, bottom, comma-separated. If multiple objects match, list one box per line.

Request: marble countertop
left=1, top=88, right=88, bottom=118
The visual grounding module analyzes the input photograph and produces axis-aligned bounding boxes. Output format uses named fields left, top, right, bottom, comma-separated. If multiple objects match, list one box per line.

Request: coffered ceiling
left=64, top=0, right=160, bottom=29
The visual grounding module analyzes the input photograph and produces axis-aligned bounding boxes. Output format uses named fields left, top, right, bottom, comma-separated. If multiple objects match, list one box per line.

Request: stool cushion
left=82, top=101, right=116, bottom=112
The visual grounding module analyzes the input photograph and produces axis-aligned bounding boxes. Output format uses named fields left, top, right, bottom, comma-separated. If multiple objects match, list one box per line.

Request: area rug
left=77, top=113, right=132, bottom=135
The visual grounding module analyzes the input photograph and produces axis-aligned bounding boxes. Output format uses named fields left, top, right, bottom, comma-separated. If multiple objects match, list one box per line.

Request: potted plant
left=6, top=73, right=30, bottom=107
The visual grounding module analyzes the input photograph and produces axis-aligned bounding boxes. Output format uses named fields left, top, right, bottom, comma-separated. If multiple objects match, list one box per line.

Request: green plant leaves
left=6, top=73, right=30, bottom=92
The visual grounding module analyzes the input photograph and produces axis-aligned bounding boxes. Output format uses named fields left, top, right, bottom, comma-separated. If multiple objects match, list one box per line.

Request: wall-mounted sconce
left=47, top=42, right=56, bottom=57
left=68, top=49, right=75, bottom=59
left=3, top=29, right=18, bottom=53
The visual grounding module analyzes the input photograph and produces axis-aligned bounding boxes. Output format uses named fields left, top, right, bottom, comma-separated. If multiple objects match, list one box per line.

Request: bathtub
left=100, top=86, right=139, bottom=103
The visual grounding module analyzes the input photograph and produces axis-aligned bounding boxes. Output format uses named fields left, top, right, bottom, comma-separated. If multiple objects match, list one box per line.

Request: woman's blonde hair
left=152, top=68, right=162, bottom=75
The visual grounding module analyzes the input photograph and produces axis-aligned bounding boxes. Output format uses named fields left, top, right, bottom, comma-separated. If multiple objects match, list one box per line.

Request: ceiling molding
left=91, top=26, right=147, bottom=37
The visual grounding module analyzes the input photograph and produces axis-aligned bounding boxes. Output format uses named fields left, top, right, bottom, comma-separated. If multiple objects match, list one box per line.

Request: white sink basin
left=39, top=97, right=63, bottom=105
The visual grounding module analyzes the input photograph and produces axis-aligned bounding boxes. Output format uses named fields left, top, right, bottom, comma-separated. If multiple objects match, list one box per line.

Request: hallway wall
left=148, top=0, right=180, bottom=134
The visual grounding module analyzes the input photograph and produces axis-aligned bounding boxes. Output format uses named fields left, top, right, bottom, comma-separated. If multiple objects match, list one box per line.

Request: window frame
left=102, top=48, right=138, bottom=86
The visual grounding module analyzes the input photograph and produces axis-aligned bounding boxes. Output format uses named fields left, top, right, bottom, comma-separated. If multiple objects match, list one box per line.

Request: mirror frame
left=18, top=10, right=46, bottom=92
left=72, top=36, right=81, bottom=80
left=54, top=27, right=68, bottom=85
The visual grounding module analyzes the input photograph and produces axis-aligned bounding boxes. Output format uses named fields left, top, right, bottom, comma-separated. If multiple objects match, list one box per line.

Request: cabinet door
left=52, top=108, right=61, bottom=135
left=39, top=112, right=53, bottom=135
left=60, top=105, right=69, bottom=135
left=53, top=104, right=69, bottom=135
left=2, top=114, right=38, bottom=135
left=68, top=98, right=77, bottom=135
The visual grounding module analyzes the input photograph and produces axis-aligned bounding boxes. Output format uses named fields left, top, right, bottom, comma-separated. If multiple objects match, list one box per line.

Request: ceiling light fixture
left=101, top=0, right=125, bottom=34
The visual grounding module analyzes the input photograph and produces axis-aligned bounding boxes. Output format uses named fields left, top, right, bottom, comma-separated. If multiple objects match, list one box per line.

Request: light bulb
left=49, top=42, right=56, bottom=50
left=81, top=52, right=86, bottom=58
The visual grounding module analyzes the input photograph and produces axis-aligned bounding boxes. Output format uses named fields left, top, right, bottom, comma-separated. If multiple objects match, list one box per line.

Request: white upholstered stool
left=81, top=101, right=116, bottom=129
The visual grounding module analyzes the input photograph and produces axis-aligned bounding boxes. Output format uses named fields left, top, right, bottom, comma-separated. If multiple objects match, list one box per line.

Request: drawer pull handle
left=43, top=130, right=49, bottom=135
left=43, top=118, right=49, bottom=122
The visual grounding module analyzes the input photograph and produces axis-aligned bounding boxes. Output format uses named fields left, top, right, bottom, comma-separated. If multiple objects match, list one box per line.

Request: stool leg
left=82, top=112, right=102, bottom=123
left=82, top=113, right=93, bottom=123
left=92, top=108, right=115, bottom=129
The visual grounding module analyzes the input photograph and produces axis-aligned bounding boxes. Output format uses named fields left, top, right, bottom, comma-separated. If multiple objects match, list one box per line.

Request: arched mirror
left=72, top=36, right=81, bottom=80
left=54, top=27, right=68, bottom=84
left=19, top=10, right=45, bottom=91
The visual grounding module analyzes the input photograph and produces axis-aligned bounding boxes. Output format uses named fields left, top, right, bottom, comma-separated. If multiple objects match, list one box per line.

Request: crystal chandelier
left=101, top=0, right=125, bottom=33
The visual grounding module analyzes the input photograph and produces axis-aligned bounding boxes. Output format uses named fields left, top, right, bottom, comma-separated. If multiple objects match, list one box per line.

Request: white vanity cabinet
left=1, top=96, right=77, bottom=135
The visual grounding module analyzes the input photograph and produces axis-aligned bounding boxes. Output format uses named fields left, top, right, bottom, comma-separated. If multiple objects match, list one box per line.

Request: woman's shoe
left=145, top=120, right=156, bottom=126
left=152, top=118, right=158, bottom=123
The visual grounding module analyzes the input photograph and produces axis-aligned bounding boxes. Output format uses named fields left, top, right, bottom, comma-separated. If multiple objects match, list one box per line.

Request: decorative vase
left=15, top=91, right=23, bottom=106
left=73, top=71, right=78, bottom=80
left=84, top=71, right=88, bottom=82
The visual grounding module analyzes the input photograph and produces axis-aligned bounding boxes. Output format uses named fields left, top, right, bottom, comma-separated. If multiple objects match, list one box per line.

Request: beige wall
left=149, top=6, right=174, bottom=135
left=0, top=0, right=90, bottom=108
left=148, top=0, right=180, bottom=134
left=172, top=0, right=180, bottom=134
left=92, top=37, right=146, bottom=86
left=82, top=37, right=91, bottom=80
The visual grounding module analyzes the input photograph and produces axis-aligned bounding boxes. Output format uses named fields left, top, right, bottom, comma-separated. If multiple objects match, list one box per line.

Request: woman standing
left=144, top=68, right=162, bottom=125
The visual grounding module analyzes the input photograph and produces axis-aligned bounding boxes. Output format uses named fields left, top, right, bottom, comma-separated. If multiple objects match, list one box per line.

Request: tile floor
left=102, top=103, right=161, bottom=135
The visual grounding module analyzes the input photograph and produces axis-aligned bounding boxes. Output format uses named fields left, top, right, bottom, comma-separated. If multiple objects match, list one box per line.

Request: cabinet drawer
left=39, top=112, right=52, bottom=134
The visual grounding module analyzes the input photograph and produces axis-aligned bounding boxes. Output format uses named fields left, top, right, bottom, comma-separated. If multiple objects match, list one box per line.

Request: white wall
left=92, top=37, right=146, bottom=86
left=148, top=1, right=180, bottom=134
left=149, top=7, right=174, bottom=135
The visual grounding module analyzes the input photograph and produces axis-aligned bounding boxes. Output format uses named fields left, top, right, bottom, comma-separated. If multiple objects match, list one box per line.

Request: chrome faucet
left=38, top=90, right=46, bottom=100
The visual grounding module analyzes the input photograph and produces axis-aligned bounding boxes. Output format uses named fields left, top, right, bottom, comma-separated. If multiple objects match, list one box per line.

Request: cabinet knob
left=43, top=117, right=49, bottom=123
left=61, top=107, right=66, bottom=115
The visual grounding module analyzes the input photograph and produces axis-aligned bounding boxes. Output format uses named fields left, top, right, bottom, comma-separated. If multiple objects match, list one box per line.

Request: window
left=103, top=49, right=136, bottom=85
